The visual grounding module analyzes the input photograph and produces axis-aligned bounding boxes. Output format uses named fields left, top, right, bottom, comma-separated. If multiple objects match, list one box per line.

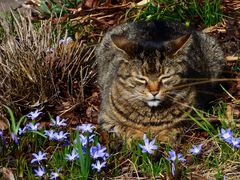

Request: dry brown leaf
left=0, top=115, right=9, bottom=130
left=86, top=106, right=94, bottom=118
left=225, top=56, right=239, bottom=61
left=0, top=168, right=15, bottom=180
left=136, top=0, right=149, bottom=6
left=84, top=0, right=99, bottom=9
left=226, top=104, right=233, bottom=126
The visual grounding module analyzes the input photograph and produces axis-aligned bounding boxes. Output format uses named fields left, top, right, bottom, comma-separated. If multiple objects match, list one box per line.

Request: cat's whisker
left=127, top=93, right=142, bottom=101
left=169, top=78, right=239, bottom=91
left=165, top=94, right=197, bottom=111
left=182, top=78, right=240, bottom=82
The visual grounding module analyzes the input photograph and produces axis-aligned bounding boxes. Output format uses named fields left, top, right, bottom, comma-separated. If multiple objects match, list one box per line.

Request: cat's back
left=98, top=20, right=191, bottom=44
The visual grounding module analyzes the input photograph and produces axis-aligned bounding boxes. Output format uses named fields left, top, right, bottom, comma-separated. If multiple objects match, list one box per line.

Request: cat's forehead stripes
left=140, top=50, right=162, bottom=75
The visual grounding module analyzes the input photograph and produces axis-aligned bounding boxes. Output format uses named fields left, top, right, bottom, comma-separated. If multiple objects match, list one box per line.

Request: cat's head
left=111, top=33, right=192, bottom=108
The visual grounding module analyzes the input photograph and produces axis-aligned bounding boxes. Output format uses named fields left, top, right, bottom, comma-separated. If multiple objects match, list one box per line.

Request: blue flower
left=139, top=134, right=158, bottom=154
left=11, top=132, right=18, bottom=144
left=189, top=144, right=202, bottom=155
left=47, top=47, right=55, bottom=53
left=166, top=150, right=185, bottom=162
left=65, top=149, right=79, bottom=161
left=44, top=130, right=55, bottom=140
left=34, top=166, right=45, bottom=177
left=91, top=160, right=106, bottom=172
left=74, top=134, right=95, bottom=146
left=18, top=127, right=27, bottom=135
left=171, top=162, right=176, bottom=176
left=54, top=131, right=69, bottom=141
left=90, top=143, right=109, bottom=160
left=0, top=130, right=6, bottom=145
left=50, top=116, right=67, bottom=127
left=76, top=124, right=96, bottom=133
left=26, top=122, right=40, bottom=131
left=229, top=137, right=240, bottom=149
left=26, top=109, right=42, bottom=120
left=59, top=37, right=73, bottom=45
left=31, top=151, right=47, bottom=163
left=166, top=150, right=185, bottom=177
left=50, top=171, right=60, bottom=179
left=220, top=128, right=233, bottom=143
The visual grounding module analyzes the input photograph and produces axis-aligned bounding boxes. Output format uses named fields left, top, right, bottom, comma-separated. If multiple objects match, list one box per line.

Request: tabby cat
left=96, top=21, right=225, bottom=143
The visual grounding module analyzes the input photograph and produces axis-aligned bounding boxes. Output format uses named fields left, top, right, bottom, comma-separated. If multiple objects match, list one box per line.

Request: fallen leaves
left=83, top=0, right=99, bottom=9
left=0, top=115, right=9, bottom=130
left=0, top=168, right=15, bottom=180
left=225, top=56, right=239, bottom=61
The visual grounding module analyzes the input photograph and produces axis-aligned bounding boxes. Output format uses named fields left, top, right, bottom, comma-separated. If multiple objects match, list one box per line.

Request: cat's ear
left=111, top=34, right=137, bottom=55
left=166, top=34, right=191, bottom=55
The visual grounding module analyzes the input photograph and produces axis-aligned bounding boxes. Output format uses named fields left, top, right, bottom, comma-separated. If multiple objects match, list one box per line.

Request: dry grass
left=0, top=11, right=96, bottom=116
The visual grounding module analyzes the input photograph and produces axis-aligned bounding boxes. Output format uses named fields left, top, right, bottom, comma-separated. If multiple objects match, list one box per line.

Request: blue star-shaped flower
left=76, top=123, right=96, bottom=133
left=166, top=150, right=185, bottom=162
left=189, top=144, right=202, bottom=155
left=44, top=130, right=55, bottom=140
left=50, top=116, right=67, bottom=127
left=26, top=109, right=42, bottom=120
left=18, top=127, right=27, bottom=135
left=26, top=122, right=40, bottom=131
left=34, top=166, right=45, bottom=177
left=90, top=143, right=109, bottom=160
left=74, top=134, right=95, bottom=146
left=65, top=149, right=79, bottom=161
left=50, top=171, right=59, bottom=180
left=31, top=151, right=48, bottom=163
left=91, top=160, right=106, bottom=172
left=54, top=131, right=69, bottom=141
left=139, top=134, right=158, bottom=154
left=230, top=137, right=240, bottom=149
left=220, top=128, right=233, bottom=143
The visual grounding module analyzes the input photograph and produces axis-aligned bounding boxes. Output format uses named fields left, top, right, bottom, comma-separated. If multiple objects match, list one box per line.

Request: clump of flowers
left=74, top=123, right=109, bottom=173
left=10, top=108, right=109, bottom=178
left=28, top=120, right=109, bottom=178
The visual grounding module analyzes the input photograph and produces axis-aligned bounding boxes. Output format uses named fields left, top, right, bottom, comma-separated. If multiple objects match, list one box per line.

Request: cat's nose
left=150, top=91, right=159, bottom=96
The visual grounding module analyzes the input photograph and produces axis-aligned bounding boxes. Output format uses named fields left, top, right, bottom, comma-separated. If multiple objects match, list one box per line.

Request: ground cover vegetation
left=0, top=0, right=239, bottom=179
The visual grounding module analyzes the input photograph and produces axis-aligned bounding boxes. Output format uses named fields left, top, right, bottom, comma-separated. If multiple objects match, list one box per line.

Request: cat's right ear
left=111, top=34, right=137, bottom=56
left=166, top=33, right=191, bottom=56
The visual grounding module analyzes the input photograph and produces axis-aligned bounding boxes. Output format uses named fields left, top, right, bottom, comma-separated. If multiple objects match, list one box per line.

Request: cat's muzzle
left=147, top=100, right=161, bottom=107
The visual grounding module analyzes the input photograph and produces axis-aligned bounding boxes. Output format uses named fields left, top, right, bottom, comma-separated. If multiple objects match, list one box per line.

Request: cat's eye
left=135, top=76, right=148, bottom=84
left=161, top=76, right=180, bottom=87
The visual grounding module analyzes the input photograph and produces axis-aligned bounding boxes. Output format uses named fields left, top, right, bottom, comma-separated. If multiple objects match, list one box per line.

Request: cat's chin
left=147, top=100, right=160, bottom=107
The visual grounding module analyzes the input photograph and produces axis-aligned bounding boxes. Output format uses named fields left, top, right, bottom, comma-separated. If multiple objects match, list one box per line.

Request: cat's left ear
left=166, top=33, right=191, bottom=55
left=111, top=34, right=137, bottom=56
